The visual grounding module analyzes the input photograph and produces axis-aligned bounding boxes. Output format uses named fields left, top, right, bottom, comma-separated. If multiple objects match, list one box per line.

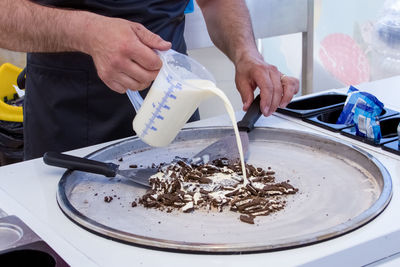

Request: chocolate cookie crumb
left=137, top=158, right=299, bottom=224
left=131, top=201, right=137, bottom=207
left=104, top=196, right=113, bottom=203
left=129, top=164, right=138, bottom=168
left=240, top=215, right=255, bottom=224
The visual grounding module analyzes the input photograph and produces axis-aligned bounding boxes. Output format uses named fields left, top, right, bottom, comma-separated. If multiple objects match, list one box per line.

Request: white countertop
left=1, top=77, right=400, bottom=267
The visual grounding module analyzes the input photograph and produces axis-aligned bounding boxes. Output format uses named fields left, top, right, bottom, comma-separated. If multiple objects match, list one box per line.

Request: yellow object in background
left=0, top=63, right=23, bottom=122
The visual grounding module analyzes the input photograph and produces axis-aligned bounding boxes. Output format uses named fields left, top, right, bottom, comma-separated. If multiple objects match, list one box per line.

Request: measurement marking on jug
left=140, top=75, right=182, bottom=138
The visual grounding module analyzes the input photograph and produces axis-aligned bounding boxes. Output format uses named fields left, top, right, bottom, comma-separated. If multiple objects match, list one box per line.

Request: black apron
left=24, top=0, right=199, bottom=160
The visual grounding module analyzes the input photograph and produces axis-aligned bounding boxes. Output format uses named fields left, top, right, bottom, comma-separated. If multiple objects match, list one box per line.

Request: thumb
left=133, top=24, right=171, bottom=50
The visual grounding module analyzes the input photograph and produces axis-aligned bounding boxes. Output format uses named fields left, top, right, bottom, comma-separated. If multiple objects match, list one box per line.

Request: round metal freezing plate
left=57, top=127, right=392, bottom=253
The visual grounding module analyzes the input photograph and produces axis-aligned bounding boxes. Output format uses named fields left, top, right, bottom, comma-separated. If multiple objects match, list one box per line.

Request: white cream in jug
left=132, top=75, right=209, bottom=147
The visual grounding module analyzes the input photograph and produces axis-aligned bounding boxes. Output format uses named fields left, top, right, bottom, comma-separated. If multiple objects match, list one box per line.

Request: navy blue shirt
left=24, top=0, right=199, bottom=160
left=31, top=0, right=191, bottom=52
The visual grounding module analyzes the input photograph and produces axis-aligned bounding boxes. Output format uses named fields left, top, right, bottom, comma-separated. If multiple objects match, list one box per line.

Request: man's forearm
left=0, top=0, right=95, bottom=53
left=0, top=0, right=172, bottom=94
left=196, top=0, right=258, bottom=64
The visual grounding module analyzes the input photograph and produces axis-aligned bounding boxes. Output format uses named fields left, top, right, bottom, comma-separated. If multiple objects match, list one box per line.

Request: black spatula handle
left=43, top=151, right=118, bottom=177
left=237, top=94, right=262, bottom=132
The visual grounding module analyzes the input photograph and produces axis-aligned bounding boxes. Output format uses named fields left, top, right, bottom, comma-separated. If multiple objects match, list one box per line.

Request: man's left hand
left=234, top=51, right=299, bottom=116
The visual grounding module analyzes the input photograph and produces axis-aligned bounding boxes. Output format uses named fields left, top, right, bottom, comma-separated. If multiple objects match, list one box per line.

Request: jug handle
left=126, top=90, right=144, bottom=112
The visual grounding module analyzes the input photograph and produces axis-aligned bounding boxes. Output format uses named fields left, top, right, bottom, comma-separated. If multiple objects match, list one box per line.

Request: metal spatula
left=43, top=152, right=156, bottom=187
left=43, top=96, right=262, bottom=187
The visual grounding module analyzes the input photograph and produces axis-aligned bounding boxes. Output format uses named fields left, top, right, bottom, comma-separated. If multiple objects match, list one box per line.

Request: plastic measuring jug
left=126, top=49, right=217, bottom=147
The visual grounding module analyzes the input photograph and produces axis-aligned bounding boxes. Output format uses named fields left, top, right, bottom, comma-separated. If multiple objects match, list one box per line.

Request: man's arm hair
left=196, top=0, right=258, bottom=64
left=0, top=0, right=171, bottom=94
left=0, top=0, right=95, bottom=53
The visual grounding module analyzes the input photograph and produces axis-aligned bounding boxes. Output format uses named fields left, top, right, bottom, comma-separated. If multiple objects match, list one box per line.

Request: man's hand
left=235, top=52, right=299, bottom=116
left=0, top=1, right=171, bottom=94
left=84, top=16, right=171, bottom=94
left=197, top=0, right=299, bottom=116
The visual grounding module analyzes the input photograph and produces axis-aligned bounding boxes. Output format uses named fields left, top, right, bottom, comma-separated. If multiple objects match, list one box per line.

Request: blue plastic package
left=353, top=101, right=382, bottom=143
left=337, top=85, right=384, bottom=125
left=397, top=122, right=400, bottom=147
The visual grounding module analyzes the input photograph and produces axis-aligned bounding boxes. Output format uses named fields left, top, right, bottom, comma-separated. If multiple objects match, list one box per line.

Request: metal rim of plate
left=56, top=127, right=392, bottom=253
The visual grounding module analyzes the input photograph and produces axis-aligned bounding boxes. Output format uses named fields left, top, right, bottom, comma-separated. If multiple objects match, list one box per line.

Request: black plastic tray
left=0, top=216, right=68, bottom=266
left=0, top=241, right=68, bottom=267
left=382, top=140, right=400, bottom=156
left=304, top=106, right=399, bottom=132
left=276, top=92, right=347, bottom=118
left=340, top=116, right=400, bottom=146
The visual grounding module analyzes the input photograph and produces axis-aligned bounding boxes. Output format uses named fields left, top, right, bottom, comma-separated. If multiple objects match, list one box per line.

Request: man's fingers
left=267, top=70, right=283, bottom=116
left=132, top=23, right=171, bottom=50
left=105, top=72, right=151, bottom=94
left=236, top=78, right=255, bottom=111
left=280, top=83, right=292, bottom=108
left=129, top=43, right=163, bottom=71
left=106, top=79, right=127, bottom=94
left=128, top=23, right=171, bottom=71
left=118, top=72, right=151, bottom=92
left=279, top=77, right=300, bottom=108
left=254, top=72, right=273, bottom=116
left=122, top=60, right=159, bottom=84
left=96, top=56, right=156, bottom=92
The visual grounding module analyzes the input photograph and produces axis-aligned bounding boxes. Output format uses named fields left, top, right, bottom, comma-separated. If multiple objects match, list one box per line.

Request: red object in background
left=319, top=33, right=370, bottom=85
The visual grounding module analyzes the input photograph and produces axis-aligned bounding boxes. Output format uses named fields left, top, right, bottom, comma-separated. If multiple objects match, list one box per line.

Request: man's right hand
left=83, top=15, right=171, bottom=94
left=0, top=1, right=170, bottom=94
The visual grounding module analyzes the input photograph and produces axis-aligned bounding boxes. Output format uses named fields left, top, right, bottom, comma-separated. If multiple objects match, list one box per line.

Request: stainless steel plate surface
left=57, top=127, right=392, bottom=253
